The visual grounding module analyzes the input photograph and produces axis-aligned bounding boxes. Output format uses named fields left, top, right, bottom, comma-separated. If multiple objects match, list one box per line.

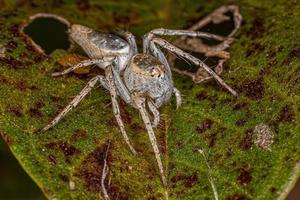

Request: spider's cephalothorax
left=42, top=23, right=238, bottom=187
left=124, top=54, right=173, bottom=107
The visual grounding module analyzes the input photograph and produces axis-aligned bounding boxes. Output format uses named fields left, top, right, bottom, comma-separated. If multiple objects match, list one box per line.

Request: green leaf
left=0, top=0, right=299, bottom=199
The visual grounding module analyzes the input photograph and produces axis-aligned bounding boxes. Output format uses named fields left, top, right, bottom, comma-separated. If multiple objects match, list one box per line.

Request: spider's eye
left=150, top=65, right=164, bottom=78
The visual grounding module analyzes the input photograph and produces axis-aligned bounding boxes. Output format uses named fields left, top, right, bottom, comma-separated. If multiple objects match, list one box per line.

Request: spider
left=42, top=24, right=237, bottom=187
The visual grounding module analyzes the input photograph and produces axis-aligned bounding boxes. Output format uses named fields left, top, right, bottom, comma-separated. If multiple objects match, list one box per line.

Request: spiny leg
left=173, top=5, right=241, bottom=47
left=147, top=100, right=160, bottom=128
left=111, top=66, right=132, bottom=105
left=173, top=88, right=182, bottom=109
left=148, top=42, right=173, bottom=82
left=105, top=67, right=137, bottom=156
left=169, top=5, right=242, bottom=82
left=42, top=75, right=105, bottom=131
left=169, top=36, right=232, bottom=83
left=133, top=95, right=167, bottom=187
left=114, top=29, right=138, bottom=55
left=144, top=29, right=226, bottom=50
left=144, top=29, right=226, bottom=76
left=144, top=28, right=233, bottom=84
left=52, top=58, right=106, bottom=77
left=152, top=37, right=237, bottom=96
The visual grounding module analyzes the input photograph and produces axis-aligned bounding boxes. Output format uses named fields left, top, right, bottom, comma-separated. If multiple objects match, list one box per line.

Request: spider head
left=131, top=54, right=165, bottom=78
left=124, top=54, right=173, bottom=105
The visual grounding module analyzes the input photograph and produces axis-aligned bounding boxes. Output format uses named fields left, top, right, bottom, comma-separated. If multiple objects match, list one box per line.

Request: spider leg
left=111, top=66, right=132, bottom=105
left=147, top=100, right=160, bottom=128
left=133, top=95, right=167, bottom=186
left=152, top=37, right=237, bottom=96
left=114, top=29, right=138, bottom=55
left=105, top=67, right=137, bottom=156
left=173, top=87, right=182, bottom=109
left=52, top=58, right=106, bottom=77
left=168, top=5, right=242, bottom=83
left=42, top=75, right=106, bottom=131
left=144, top=29, right=226, bottom=50
left=110, top=30, right=138, bottom=105
left=147, top=41, right=173, bottom=82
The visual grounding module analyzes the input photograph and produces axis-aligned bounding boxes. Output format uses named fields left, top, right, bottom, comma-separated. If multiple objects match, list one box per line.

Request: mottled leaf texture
left=0, top=0, right=299, bottom=200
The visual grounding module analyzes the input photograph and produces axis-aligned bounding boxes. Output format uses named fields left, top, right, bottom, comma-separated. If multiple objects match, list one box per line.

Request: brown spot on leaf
left=130, top=122, right=144, bottom=131
left=48, top=154, right=57, bottom=165
left=50, top=95, right=63, bottom=102
left=120, top=105, right=132, bottom=124
left=7, top=106, right=23, bottom=117
left=240, top=130, right=253, bottom=150
left=258, top=60, right=276, bottom=79
left=184, top=173, right=198, bottom=187
left=46, top=141, right=80, bottom=160
left=246, top=17, right=265, bottom=39
left=196, top=119, right=214, bottom=133
left=226, top=194, right=251, bottom=200
left=76, top=0, right=91, bottom=12
left=59, top=174, right=69, bottom=182
left=9, top=24, right=20, bottom=37
left=0, top=75, right=8, bottom=83
left=59, top=142, right=80, bottom=157
left=283, top=48, right=300, bottom=65
left=146, top=186, right=158, bottom=200
left=205, top=133, right=217, bottom=148
left=5, top=41, right=18, bottom=50
left=108, top=185, right=130, bottom=200
left=241, top=78, right=264, bottom=100
left=236, top=118, right=247, bottom=126
left=0, top=57, right=27, bottom=69
left=106, top=118, right=118, bottom=128
left=171, top=172, right=198, bottom=188
left=238, top=166, right=252, bottom=186
left=29, top=102, right=45, bottom=118
left=15, top=79, right=37, bottom=91
left=196, top=91, right=217, bottom=102
left=277, top=105, right=295, bottom=123
left=232, top=102, right=248, bottom=111
left=70, top=129, right=87, bottom=142
left=74, top=142, right=113, bottom=192
left=245, top=42, right=265, bottom=57
left=196, top=91, right=208, bottom=101
left=270, top=187, right=277, bottom=194
left=157, top=118, right=168, bottom=155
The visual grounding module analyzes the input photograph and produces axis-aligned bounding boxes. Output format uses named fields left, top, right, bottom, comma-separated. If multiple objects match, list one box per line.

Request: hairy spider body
left=69, top=25, right=131, bottom=72
left=125, top=54, right=173, bottom=107
left=43, top=23, right=237, bottom=187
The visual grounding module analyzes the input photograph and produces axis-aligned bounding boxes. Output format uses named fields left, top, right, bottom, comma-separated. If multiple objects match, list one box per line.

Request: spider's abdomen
left=70, top=24, right=130, bottom=58
left=124, top=54, right=173, bottom=106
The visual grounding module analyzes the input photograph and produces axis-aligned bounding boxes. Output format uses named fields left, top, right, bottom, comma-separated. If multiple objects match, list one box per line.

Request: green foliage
left=0, top=0, right=299, bottom=199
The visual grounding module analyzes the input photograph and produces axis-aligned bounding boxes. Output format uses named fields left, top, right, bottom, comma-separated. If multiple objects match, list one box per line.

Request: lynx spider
left=42, top=13, right=238, bottom=186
